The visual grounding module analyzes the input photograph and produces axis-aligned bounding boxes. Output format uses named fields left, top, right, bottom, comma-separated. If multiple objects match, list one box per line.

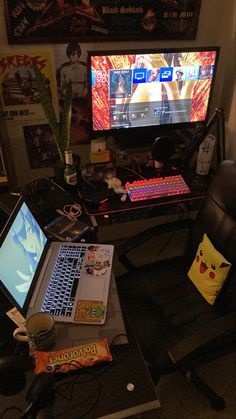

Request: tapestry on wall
left=4, top=0, right=201, bottom=44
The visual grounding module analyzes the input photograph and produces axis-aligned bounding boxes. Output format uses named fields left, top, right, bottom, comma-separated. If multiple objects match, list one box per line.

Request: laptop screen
left=0, top=200, right=47, bottom=309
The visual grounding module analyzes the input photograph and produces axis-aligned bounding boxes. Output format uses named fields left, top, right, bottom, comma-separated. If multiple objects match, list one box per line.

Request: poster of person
left=4, top=1, right=201, bottom=43
left=0, top=49, right=58, bottom=125
left=23, top=124, right=59, bottom=169
left=54, top=41, right=88, bottom=99
left=54, top=42, right=90, bottom=144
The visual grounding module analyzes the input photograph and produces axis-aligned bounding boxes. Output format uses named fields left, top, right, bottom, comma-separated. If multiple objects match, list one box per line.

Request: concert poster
left=0, top=49, right=58, bottom=125
left=4, top=0, right=201, bottom=44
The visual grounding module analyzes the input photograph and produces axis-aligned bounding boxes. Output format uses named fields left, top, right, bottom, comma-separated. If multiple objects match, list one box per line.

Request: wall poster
left=4, top=1, right=201, bottom=44
left=0, top=49, right=58, bottom=126
left=54, top=43, right=90, bottom=145
left=0, top=49, right=60, bottom=172
left=23, top=123, right=59, bottom=169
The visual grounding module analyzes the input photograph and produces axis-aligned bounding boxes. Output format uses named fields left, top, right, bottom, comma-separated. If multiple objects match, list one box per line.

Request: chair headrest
left=207, top=160, right=236, bottom=218
left=202, top=160, right=236, bottom=264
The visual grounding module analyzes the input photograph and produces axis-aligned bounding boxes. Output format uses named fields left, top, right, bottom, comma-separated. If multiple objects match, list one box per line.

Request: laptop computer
left=0, top=197, right=114, bottom=325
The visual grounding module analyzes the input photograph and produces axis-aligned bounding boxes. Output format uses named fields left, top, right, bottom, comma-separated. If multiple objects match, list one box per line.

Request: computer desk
left=0, top=274, right=161, bottom=419
left=81, top=166, right=209, bottom=229
left=53, top=275, right=161, bottom=418
left=50, top=343, right=161, bottom=419
left=0, top=170, right=208, bottom=417
left=0, top=184, right=160, bottom=418
left=0, top=166, right=209, bottom=230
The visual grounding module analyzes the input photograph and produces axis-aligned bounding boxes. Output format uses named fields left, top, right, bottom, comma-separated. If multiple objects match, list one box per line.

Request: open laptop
left=0, top=197, right=114, bottom=325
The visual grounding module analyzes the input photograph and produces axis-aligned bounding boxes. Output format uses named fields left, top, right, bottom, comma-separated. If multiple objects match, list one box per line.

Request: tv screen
left=87, top=47, right=220, bottom=145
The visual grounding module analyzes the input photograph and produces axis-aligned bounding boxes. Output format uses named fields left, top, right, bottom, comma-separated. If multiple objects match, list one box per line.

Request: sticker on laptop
left=75, top=300, right=106, bottom=323
left=84, top=245, right=111, bottom=277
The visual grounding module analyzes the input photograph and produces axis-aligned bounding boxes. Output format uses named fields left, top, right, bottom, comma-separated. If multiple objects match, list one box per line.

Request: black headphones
left=22, top=373, right=55, bottom=419
left=152, top=136, right=175, bottom=166
left=0, top=358, right=55, bottom=418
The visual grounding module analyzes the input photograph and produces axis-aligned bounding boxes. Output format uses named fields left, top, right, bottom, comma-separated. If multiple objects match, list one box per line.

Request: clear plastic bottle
left=64, top=150, right=77, bottom=186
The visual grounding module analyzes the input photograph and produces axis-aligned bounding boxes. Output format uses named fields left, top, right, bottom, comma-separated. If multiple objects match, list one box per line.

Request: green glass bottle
left=64, top=150, right=77, bottom=186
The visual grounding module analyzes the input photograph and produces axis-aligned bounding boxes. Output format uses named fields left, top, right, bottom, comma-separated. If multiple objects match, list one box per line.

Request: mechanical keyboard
left=125, top=174, right=190, bottom=202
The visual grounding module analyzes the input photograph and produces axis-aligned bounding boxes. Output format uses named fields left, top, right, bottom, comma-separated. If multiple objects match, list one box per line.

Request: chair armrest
left=117, top=218, right=193, bottom=271
left=168, top=312, right=236, bottom=366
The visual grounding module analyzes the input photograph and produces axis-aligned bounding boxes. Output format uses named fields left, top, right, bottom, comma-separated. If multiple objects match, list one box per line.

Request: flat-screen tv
left=87, top=46, right=220, bottom=148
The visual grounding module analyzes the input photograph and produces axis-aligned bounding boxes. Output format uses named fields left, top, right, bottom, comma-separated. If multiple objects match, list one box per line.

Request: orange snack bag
left=34, top=338, right=112, bottom=374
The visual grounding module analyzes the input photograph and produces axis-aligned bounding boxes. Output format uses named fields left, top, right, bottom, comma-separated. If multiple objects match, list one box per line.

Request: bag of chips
left=34, top=338, right=112, bottom=374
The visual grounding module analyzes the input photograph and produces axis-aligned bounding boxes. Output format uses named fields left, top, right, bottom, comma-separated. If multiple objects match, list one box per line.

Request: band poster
left=0, top=49, right=60, bottom=169
left=0, top=49, right=58, bottom=125
left=4, top=0, right=201, bottom=44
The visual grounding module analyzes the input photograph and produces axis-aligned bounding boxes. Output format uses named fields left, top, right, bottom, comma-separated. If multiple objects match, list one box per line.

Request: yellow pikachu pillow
left=188, top=233, right=231, bottom=305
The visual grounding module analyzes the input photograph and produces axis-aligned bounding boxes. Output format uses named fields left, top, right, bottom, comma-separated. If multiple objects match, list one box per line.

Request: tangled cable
left=56, top=203, right=82, bottom=221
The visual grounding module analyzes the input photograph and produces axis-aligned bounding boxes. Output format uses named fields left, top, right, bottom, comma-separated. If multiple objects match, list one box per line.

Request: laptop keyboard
left=41, top=245, right=86, bottom=317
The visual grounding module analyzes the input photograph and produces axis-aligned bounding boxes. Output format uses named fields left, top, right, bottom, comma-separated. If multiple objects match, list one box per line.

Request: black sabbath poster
left=4, top=0, right=201, bottom=44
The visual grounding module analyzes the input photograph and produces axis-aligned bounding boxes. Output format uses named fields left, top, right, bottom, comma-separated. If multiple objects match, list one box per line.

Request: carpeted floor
left=155, top=352, right=236, bottom=419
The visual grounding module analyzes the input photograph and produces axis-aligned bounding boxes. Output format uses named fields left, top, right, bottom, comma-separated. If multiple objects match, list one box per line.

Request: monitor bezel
left=87, top=46, right=220, bottom=148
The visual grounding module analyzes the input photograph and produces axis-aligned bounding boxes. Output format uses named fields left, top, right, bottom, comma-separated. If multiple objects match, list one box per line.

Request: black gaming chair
left=116, top=160, right=236, bottom=410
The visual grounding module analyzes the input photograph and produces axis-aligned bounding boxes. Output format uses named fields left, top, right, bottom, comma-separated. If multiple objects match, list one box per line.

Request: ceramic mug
left=13, top=312, right=55, bottom=351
